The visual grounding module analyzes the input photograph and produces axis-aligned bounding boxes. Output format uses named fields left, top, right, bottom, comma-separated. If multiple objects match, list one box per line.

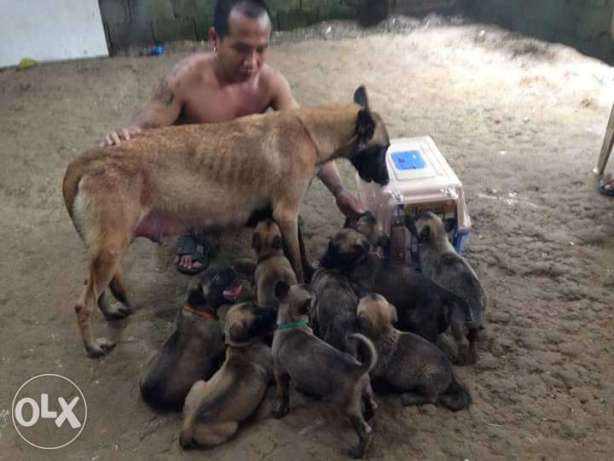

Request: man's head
left=210, top=0, right=272, bottom=83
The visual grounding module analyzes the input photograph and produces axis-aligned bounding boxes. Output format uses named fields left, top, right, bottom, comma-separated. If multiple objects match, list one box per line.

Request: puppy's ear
left=387, top=302, right=399, bottom=324
left=272, top=235, right=283, bottom=250
left=251, top=233, right=261, bottom=252
left=355, top=110, right=375, bottom=146
left=274, top=281, right=290, bottom=303
left=186, top=280, right=207, bottom=307
left=343, top=216, right=355, bottom=229
left=418, top=225, right=431, bottom=242
left=353, top=85, right=370, bottom=109
left=229, top=322, right=250, bottom=344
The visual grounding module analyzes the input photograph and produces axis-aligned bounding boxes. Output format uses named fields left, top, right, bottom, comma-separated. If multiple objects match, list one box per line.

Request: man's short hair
left=214, top=0, right=271, bottom=39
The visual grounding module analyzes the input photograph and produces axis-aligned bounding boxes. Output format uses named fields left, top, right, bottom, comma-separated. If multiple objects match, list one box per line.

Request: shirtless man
left=102, top=0, right=367, bottom=273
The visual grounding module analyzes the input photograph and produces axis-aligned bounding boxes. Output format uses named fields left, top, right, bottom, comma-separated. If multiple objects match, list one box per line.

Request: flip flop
left=598, top=175, right=614, bottom=197
left=176, top=234, right=210, bottom=275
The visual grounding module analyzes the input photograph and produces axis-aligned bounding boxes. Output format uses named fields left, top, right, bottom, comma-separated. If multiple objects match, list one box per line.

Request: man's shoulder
left=168, top=53, right=213, bottom=82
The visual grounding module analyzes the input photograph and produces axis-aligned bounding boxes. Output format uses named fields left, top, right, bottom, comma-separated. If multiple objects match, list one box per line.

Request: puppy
left=344, top=211, right=390, bottom=253
left=252, top=219, right=298, bottom=309
left=409, top=212, right=486, bottom=363
left=321, top=229, right=476, bottom=365
left=309, top=267, right=359, bottom=352
left=140, top=267, right=243, bottom=411
left=357, top=294, right=471, bottom=411
left=272, top=283, right=377, bottom=459
left=179, top=302, right=276, bottom=448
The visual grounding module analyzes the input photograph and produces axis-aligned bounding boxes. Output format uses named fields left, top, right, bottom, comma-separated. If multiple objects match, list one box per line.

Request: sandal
left=175, top=233, right=211, bottom=275
left=598, top=174, right=614, bottom=197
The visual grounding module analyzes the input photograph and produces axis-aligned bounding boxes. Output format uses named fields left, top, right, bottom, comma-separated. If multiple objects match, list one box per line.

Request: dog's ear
left=353, top=85, right=370, bottom=110
left=387, top=302, right=399, bottom=324
left=343, top=216, right=355, bottom=229
left=186, top=280, right=207, bottom=307
left=251, top=232, right=261, bottom=252
left=355, top=110, right=375, bottom=146
left=418, top=225, right=431, bottom=242
left=271, top=235, right=283, bottom=250
left=297, top=284, right=314, bottom=314
left=274, top=281, right=290, bottom=302
left=229, top=321, right=250, bottom=343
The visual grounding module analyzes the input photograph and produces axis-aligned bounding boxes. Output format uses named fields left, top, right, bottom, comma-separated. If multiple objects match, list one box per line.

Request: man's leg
left=598, top=173, right=614, bottom=197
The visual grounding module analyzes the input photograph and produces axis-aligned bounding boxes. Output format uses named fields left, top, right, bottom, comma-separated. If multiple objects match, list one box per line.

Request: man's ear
left=272, top=235, right=283, bottom=250
left=355, top=109, right=375, bottom=147
left=353, top=85, right=369, bottom=109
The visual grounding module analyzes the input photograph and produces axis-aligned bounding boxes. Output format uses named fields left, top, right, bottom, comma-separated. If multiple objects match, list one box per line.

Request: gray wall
left=462, top=0, right=614, bottom=62
left=98, top=0, right=457, bottom=51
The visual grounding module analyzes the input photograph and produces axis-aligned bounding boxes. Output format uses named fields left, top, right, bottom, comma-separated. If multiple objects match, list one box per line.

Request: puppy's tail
left=438, top=375, right=472, bottom=411
left=347, top=333, right=377, bottom=375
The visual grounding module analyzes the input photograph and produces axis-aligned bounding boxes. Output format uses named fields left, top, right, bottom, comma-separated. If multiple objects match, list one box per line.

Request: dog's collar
left=276, top=320, right=308, bottom=331
left=183, top=304, right=216, bottom=320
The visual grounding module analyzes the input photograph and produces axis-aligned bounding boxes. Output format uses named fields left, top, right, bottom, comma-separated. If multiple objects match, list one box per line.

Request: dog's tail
left=347, top=333, right=377, bottom=375
left=438, top=374, right=472, bottom=411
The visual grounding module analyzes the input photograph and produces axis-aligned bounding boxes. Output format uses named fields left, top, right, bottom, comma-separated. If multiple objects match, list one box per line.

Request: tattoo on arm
left=153, top=79, right=175, bottom=106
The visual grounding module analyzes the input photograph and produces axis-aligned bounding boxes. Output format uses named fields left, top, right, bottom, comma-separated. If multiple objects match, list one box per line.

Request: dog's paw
left=272, top=399, right=289, bottom=419
left=86, top=338, right=116, bottom=358
left=102, top=302, right=132, bottom=320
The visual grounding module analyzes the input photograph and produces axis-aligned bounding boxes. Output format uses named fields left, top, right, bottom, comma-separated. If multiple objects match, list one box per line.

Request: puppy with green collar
left=272, top=283, right=377, bottom=459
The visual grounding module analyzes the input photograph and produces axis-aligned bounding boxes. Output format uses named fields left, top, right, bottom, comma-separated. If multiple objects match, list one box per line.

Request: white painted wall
left=0, top=0, right=108, bottom=68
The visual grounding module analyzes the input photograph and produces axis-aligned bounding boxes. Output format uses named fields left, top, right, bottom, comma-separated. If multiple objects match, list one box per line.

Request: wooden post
left=594, top=103, right=614, bottom=176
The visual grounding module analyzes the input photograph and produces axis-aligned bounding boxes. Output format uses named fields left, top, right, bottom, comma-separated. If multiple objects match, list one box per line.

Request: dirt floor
left=1, top=15, right=614, bottom=461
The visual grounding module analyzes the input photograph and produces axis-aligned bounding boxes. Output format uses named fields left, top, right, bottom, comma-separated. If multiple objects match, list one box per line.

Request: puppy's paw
left=86, top=338, right=116, bottom=358
left=272, top=399, right=289, bottom=419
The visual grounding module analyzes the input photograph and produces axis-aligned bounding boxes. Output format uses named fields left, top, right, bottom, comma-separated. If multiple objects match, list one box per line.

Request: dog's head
left=350, top=86, right=390, bottom=186
left=410, top=211, right=448, bottom=245
left=356, top=293, right=398, bottom=339
left=320, top=228, right=370, bottom=270
left=187, top=266, right=243, bottom=310
left=224, top=302, right=277, bottom=347
left=344, top=211, right=390, bottom=251
left=275, top=282, right=314, bottom=320
left=252, top=219, right=284, bottom=259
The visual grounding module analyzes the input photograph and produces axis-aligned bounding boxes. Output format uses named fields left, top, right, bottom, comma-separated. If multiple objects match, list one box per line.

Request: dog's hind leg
left=361, top=380, right=377, bottom=421
left=450, top=308, right=471, bottom=365
left=76, top=238, right=129, bottom=357
left=189, top=421, right=239, bottom=447
left=274, top=208, right=303, bottom=282
left=400, top=390, right=437, bottom=407
left=98, top=270, right=132, bottom=320
left=345, top=393, right=373, bottom=459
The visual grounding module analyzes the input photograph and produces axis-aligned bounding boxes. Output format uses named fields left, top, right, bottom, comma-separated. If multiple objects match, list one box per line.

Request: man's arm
left=269, top=70, right=366, bottom=217
left=101, top=61, right=186, bottom=146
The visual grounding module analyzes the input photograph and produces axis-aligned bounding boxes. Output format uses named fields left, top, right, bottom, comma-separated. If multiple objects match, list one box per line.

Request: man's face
left=213, top=9, right=271, bottom=83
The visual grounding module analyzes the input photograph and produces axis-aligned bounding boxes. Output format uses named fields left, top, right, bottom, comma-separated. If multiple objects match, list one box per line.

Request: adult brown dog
left=62, top=86, right=390, bottom=357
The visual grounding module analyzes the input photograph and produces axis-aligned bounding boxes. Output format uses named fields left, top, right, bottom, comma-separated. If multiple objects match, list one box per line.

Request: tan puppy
left=179, top=302, right=276, bottom=449
left=252, top=219, right=297, bottom=309
left=63, top=86, right=390, bottom=357
left=356, top=294, right=472, bottom=411
left=272, top=283, right=377, bottom=459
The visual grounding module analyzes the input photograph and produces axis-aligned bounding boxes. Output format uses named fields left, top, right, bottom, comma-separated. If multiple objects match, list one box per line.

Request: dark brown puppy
left=139, top=267, right=244, bottom=411
left=344, top=211, right=390, bottom=253
left=321, top=229, right=476, bottom=365
left=409, top=212, right=487, bottom=364
left=272, top=283, right=377, bottom=459
left=252, top=219, right=297, bottom=309
left=179, top=302, right=276, bottom=448
left=357, top=294, right=471, bottom=411
left=63, top=86, right=390, bottom=358
left=309, top=267, right=359, bottom=352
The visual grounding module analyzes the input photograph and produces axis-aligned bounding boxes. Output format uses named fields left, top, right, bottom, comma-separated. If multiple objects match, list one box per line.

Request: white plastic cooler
left=356, top=136, right=471, bottom=262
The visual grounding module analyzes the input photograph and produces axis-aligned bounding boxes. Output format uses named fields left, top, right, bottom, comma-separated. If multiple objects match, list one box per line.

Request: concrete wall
left=462, top=0, right=614, bottom=62
left=98, top=0, right=457, bottom=51
left=0, top=0, right=108, bottom=67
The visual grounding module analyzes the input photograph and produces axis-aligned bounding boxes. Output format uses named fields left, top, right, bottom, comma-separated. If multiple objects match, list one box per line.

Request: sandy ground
left=1, top=16, right=614, bottom=460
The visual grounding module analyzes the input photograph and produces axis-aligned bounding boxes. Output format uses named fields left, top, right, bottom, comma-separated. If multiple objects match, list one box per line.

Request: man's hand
left=335, top=187, right=367, bottom=218
left=100, top=127, right=143, bottom=147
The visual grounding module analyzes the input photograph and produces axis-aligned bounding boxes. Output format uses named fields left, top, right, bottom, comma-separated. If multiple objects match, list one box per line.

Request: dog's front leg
left=274, top=210, right=304, bottom=282
left=272, top=370, right=290, bottom=418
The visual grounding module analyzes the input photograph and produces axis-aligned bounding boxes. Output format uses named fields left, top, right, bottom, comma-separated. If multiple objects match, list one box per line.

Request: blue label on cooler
left=391, top=151, right=426, bottom=170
